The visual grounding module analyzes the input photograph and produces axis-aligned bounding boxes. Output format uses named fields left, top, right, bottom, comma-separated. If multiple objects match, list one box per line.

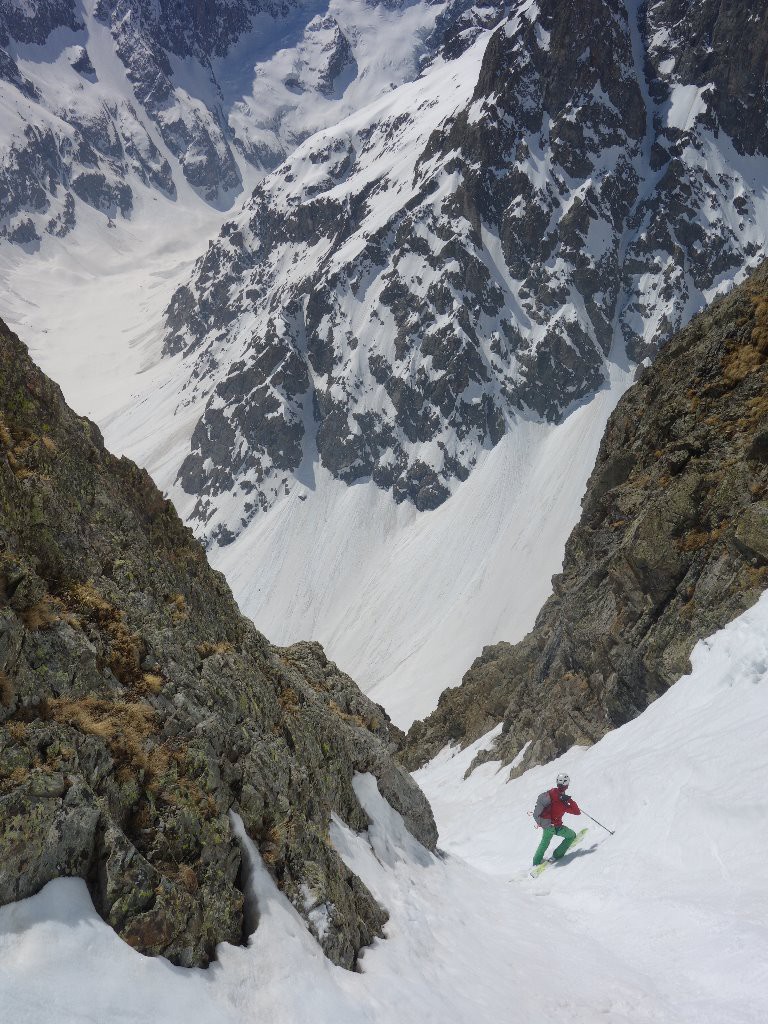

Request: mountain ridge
left=0, top=0, right=447, bottom=245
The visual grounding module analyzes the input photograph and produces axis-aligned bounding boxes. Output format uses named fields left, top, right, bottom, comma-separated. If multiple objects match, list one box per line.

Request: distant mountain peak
left=0, top=0, right=445, bottom=243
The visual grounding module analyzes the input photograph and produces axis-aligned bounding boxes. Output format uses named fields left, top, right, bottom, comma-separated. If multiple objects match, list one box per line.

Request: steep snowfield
left=0, top=193, right=222, bottom=425
left=209, top=364, right=632, bottom=727
left=2, top=589, right=766, bottom=1023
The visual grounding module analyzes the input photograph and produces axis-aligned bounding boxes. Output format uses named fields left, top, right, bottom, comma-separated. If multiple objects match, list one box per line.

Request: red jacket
left=534, top=787, right=581, bottom=829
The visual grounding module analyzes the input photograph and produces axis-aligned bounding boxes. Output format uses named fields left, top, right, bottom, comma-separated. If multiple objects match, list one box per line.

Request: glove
left=561, top=794, right=572, bottom=805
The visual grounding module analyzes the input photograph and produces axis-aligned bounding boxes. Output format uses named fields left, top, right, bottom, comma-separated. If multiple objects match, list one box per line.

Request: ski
left=529, top=828, right=589, bottom=877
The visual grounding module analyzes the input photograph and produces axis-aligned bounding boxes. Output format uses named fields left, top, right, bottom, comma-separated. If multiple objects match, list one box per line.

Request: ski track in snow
left=1, top=594, right=767, bottom=1023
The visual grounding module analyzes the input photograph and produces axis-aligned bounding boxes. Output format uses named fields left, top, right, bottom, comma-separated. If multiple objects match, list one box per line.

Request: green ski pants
left=532, top=825, right=576, bottom=865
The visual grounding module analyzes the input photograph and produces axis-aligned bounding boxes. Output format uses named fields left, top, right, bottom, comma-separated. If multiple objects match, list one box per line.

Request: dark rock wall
left=0, top=316, right=436, bottom=968
left=0, top=0, right=82, bottom=46
left=647, top=0, right=768, bottom=157
left=402, top=261, right=768, bottom=775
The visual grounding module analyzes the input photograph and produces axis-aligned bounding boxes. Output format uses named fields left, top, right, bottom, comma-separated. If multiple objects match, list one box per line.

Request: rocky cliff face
left=401, top=260, right=768, bottom=774
left=0, top=315, right=436, bottom=968
left=161, top=0, right=768, bottom=545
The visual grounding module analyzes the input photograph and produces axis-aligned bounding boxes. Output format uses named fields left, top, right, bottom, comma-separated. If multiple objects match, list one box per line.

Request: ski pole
left=581, top=811, right=615, bottom=835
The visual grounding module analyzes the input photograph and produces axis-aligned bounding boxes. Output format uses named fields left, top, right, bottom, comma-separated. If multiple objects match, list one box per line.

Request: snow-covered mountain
left=404, top=258, right=768, bottom=769
left=0, top=0, right=449, bottom=243
left=1, top=4, right=768, bottom=1015
left=164, top=0, right=768, bottom=542
left=2, top=0, right=768, bottom=727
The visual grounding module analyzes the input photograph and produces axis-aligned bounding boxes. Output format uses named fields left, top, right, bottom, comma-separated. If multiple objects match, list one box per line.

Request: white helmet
left=556, top=772, right=570, bottom=788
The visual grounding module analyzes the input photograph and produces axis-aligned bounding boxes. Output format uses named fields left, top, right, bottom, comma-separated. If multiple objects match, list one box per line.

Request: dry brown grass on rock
left=278, top=686, right=301, bottom=713
left=166, top=593, right=188, bottom=623
left=64, top=583, right=144, bottom=685
left=261, top=817, right=291, bottom=864
left=722, top=344, right=765, bottom=384
left=0, top=414, right=13, bottom=449
left=0, top=428, right=60, bottom=482
left=108, top=627, right=144, bottom=687
left=328, top=699, right=369, bottom=730
left=678, top=522, right=729, bottom=553
left=196, top=641, right=233, bottom=659
left=21, top=594, right=63, bottom=630
left=720, top=288, right=768, bottom=385
left=5, top=719, right=27, bottom=741
left=177, top=863, right=199, bottom=894
left=748, top=288, right=768, bottom=347
left=44, top=696, right=160, bottom=773
left=739, top=394, right=768, bottom=434
left=138, top=672, right=165, bottom=695
left=1, top=765, right=29, bottom=791
left=67, top=582, right=118, bottom=623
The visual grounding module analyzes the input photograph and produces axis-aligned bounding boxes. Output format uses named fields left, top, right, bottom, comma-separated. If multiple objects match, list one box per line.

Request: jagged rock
left=0, top=109, right=174, bottom=242
left=401, top=260, right=768, bottom=775
left=735, top=505, right=768, bottom=564
left=6, top=218, right=39, bottom=245
left=70, top=47, right=96, bottom=79
left=0, top=316, right=436, bottom=969
left=0, top=0, right=82, bottom=47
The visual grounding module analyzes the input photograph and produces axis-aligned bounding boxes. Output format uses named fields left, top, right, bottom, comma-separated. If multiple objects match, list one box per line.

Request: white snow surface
left=2, top=591, right=767, bottom=1022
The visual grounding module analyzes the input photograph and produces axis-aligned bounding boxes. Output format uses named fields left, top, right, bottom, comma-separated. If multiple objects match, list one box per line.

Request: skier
left=532, top=772, right=581, bottom=866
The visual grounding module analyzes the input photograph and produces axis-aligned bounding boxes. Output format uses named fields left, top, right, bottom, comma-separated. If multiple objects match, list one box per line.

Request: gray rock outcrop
left=0, top=315, right=436, bottom=968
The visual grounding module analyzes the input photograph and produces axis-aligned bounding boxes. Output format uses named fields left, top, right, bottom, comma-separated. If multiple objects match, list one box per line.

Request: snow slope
left=210, top=364, right=631, bottom=727
left=2, top=587, right=766, bottom=1023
